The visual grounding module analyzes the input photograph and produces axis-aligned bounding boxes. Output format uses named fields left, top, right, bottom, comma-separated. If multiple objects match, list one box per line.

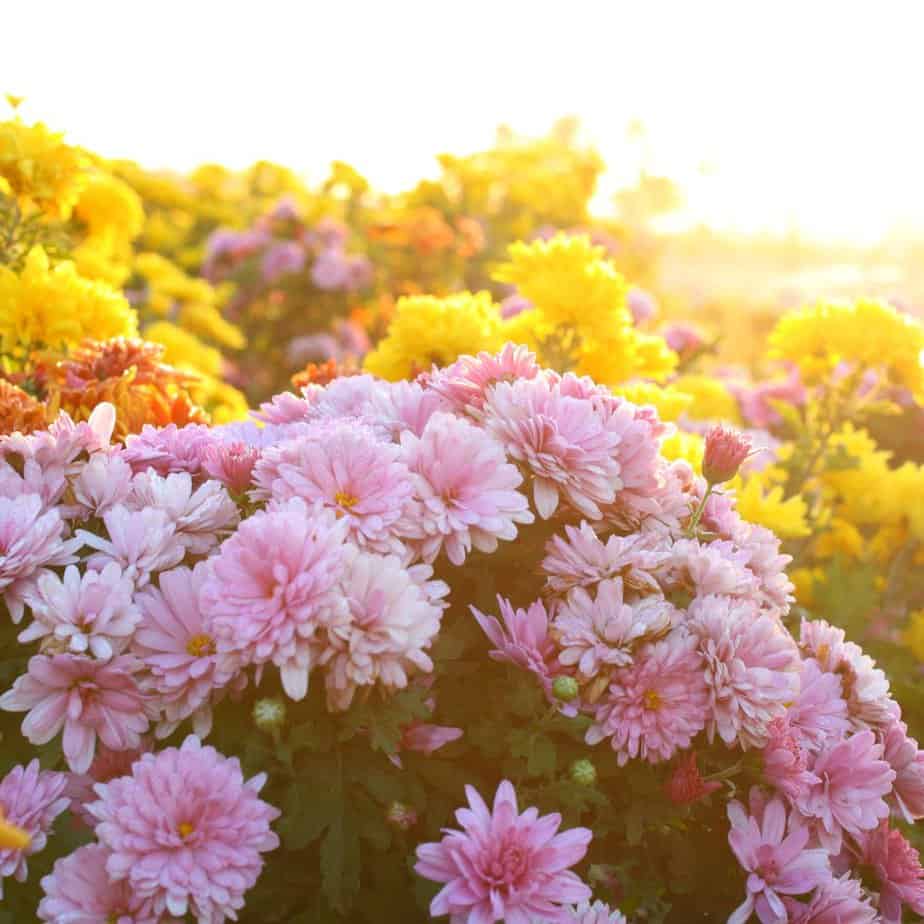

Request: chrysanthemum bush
left=0, top=345, right=923, bottom=922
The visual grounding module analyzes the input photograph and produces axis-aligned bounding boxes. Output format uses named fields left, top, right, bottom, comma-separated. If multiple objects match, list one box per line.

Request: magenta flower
left=0, top=760, right=69, bottom=897
left=39, top=843, right=161, bottom=922
left=18, top=562, right=140, bottom=659
left=399, top=412, right=533, bottom=565
left=727, top=790, right=830, bottom=924
left=881, top=719, right=924, bottom=822
left=0, top=654, right=154, bottom=773
left=199, top=498, right=348, bottom=701
left=688, top=594, right=800, bottom=748
left=787, top=658, right=851, bottom=754
left=89, top=736, right=280, bottom=922
left=122, top=423, right=215, bottom=477
left=761, top=716, right=819, bottom=802
left=664, top=751, right=721, bottom=805
left=400, top=722, right=463, bottom=755
left=414, top=779, right=592, bottom=923
left=851, top=822, right=924, bottom=923
left=782, top=874, right=877, bottom=924
left=202, top=440, right=260, bottom=494
left=427, top=343, right=541, bottom=412
left=586, top=631, right=709, bottom=766
left=797, top=730, right=895, bottom=852
left=702, top=425, right=751, bottom=485
left=134, top=564, right=243, bottom=738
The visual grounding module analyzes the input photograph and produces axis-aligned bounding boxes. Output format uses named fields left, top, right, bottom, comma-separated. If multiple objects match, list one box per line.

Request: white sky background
left=3, top=0, right=924, bottom=242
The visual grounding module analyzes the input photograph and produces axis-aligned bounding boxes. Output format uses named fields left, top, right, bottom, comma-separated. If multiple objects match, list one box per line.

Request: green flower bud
left=252, top=697, right=286, bottom=732
left=552, top=676, right=579, bottom=702
left=570, top=758, right=597, bottom=786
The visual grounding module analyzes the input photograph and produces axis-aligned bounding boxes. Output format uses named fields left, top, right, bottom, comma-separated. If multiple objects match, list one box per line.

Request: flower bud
left=570, top=758, right=597, bottom=787
left=664, top=751, right=721, bottom=804
left=702, top=424, right=751, bottom=485
left=252, top=697, right=286, bottom=732
left=385, top=801, right=418, bottom=831
left=552, top=676, right=579, bottom=703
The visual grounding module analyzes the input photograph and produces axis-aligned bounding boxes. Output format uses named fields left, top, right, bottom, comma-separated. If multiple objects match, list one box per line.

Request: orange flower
left=0, top=378, right=48, bottom=435
left=291, top=356, right=359, bottom=390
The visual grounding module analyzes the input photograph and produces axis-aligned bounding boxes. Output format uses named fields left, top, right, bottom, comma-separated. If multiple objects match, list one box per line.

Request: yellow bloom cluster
left=0, top=247, right=136, bottom=357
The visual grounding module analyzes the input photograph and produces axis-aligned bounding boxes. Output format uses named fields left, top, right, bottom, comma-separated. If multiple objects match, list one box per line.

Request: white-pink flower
left=787, top=657, right=851, bottom=754
left=70, top=451, right=133, bottom=518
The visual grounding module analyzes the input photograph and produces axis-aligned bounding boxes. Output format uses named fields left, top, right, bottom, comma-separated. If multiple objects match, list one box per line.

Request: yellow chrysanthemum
left=70, top=235, right=133, bottom=287
left=0, top=247, right=136, bottom=355
left=790, top=567, right=824, bottom=609
left=73, top=170, right=144, bottom=242
left=904, top=611, right=924, bottom=664
left=0, top=119, right=88, bottom=218
left=673, top=374, right=741, bottom=423
left=144, top=321, right=222, bottom=378
left=612, top=382, right=693, bottom=422
left=734, top=475, right=811, bottom=540
left=813, top=517, right=865, bottom=560
left=178, top=303, right=246, bottom=351
left=191, top=377, right=250, bottom=425
left=363, top=292, right=504, bottom=381
left=768, top=299, right=924, bottom=399
left=660, top=430, right=705, bottom=468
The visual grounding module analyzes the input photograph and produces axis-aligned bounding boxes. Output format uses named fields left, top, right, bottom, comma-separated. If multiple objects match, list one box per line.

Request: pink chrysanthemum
left=318, top=546, right=445, bottom=711
left=482, top=377, right=625, bottom=520
left=881, top=719, right=924, bottom=823
left=65, top=741, right=150, bottom=826
left=304, top=373, right=382, bottom=423
left=199, top=498, right=348, bottom=701
left=0, top=493, right=81, bottom=622
left=370, top=380, right=450, bottom=438
left=18, top=562, right=139, bottom=659
left=0, top=760, right=69, bottom=897
left=688, top=594, right=800, bottom=748
left=727, top=790, right=830, bottom=924
left=731, top=521, right=794, bottom=614
left=851, top=822, right=924, bottom=923
left=0, top=654, right=154, bottom=773
left=782, top=874, right=877, bottom=924
left=586, top=631, right=709, bottom=765
left=797, top=729, right=895, bottom=853
left=552, top=577, right=674, bottom=679
left=702, top=424, right=751, bottom=485
left=471, top=596, right=558, bottom=693
left=664, top=750, right=722, bottom=805
left=761, top=716, right=819, bottom=802
left=78, top=505, right=186, bottom=588
left=667, top=539, right=758, bottom=600
left=426, top=343, right=541, bottom=412
left=70, top=451, right=133, bottom=518
left=122, top=423, right=215, bottom=476
left=202, top=440, right=260, bottom=494
left=787, top=658, right=851, bottom=754
left=253, top=423, right=414, bottom=555
left=38, top=843, right=161, bottom=923
left=414, top=779, right=592, bottom=923
left=89, top=736, right=280, bottom=922
left=399, top=412, right=533, bottom=565
left=128, top=471, right=239, bottom=556
left=253, top=390, right=312, bottom=425
left=540, top=522, right=666, bottom=596
left=134, top=564, right=243, bottom=739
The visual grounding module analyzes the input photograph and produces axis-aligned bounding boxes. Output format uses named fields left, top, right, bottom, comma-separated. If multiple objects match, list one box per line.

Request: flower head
left=782, top=874, right=877, bottom=924
left=703, top=424, right=751, bottom=485
left=852, top=821, right=924, bottom=923
left=89, top=735, right=280, bottom=922
left=202, top=440, right=259, bottom=494
left=414, top=779, right=592, bottom=923
left=881, top=720, right=924, bottom=822
left=664, top=751, right=721, bottom=805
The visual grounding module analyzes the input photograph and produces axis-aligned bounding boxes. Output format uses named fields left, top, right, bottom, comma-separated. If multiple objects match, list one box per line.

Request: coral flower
left=89, top=736, right=280, bottom=922
left=702, top=424, right=751, bottom=485
left=664, top=751, right=721, bottom=805
left=414, top=779, right=592, bottom=923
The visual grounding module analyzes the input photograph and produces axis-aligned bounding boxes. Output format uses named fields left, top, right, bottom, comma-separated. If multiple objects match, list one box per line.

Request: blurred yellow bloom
left=734, top=475, right=811, bottom=539
left=813, top=517, right=865, bottom=560
left=144, top=321, right=222, bottom=377
left=904, top=611, right=924, bottom=664
left=0, top=247, right=136, bottom=355
left=74, top=170, right=144, bottom=242
left=673, top=374, right=741, bottom=423
left=660, top=430, right=705, bottom=468
left=790, top=567, right=824, bottom=609
left=612, top=382, right=693, bottom=421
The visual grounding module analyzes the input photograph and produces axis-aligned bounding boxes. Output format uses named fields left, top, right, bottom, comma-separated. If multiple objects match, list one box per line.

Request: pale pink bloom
left=200, top=498, right=348, bottom=701
left=0, top=493, right=81, bottom=622
left=414, top=779, right=592, bottom=923
left=370, top=380, right=451, bottom=438
left=782, top=874, right=877, bottom=924
left=552, top=578, right=674, bottom=678
left=122, top=423, right=215, bottom=476
left=567, top=899, right=628, bottom=923
left=540, top=522, right=666, bottom=596
left=399, top=412, right=533, bottom=565
left=426, top=343, right=541, bottom=412
left=586, top=631, right=709, bottom=765
left=38, top=843, right=162, bottom=923
left=734, top=366, right=806, bottom=429
left=482, top=377, right=625, bottom=520
left=688, top=594, right=800, bottom=748
left=727, top=790, right=830, bottom=924
left=70, top=451, right=133, bottom=518
left=471, top=597, right=558, bottom=693
left=499, top=293, right=532, bottom=318
left=662, top=322, right=705, bottom=357
left=253, top=423, right=414, bottom=555
left=627, top=286, right=657, bottom=324
left=134, top=564, right=244, bottom=739
left=0, top=654, right=154, bottom=773
left=89, top=735, right=280, bottom=922
left=18, top=562, right=140, bottom=659
left=262, top=239, right=305, bottom=282
left=667, top=539, right=758, bottom=600
left=703, top=424, right=751, bottom=485
left=731, top=522, right=794, bottom=614
left=318, top=546, right=445, bottom=711
left=851, top=822, right=924, bottom=923
left=128, top=471, right=239, bottom=556
left=50, top=402, right=116, bottom=453
left=304, top=373, right=382, bottom=423
left=252, top=391, right=311, bottom=425
left=881, top=719, right=924, bottom=822
left=787, top=658, right=851, bottom=754
left=664, top=750, right=721, bottom=805
left=79, top=505, right=186, bottom=588
left=65, top=741, right=150, bottom=826
left=0, top=760, right=69, bottom=897
left=797, top=730, right=895, bottom=852
left=761, top=716, right=819, bottom=802
left=202, top=440, right=259, bottom=494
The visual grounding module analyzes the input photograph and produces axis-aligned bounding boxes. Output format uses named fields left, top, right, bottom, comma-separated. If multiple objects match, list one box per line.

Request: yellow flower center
left=334, top=490, right=359, bottom=511
left=185, top=633, right=215, bottom=658
left=643, top=689, right=662, bottom=711
left=178, top=821, right=195, bottom=840
left=816, top=643, right=830, bottom=666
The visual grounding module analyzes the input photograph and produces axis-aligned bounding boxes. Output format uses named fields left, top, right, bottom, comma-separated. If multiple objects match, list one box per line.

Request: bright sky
left=4, top=1, right=924, bottom=242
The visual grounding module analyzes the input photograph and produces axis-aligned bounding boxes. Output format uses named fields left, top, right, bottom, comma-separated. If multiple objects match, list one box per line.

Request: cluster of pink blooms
left=1, top=343, right=922, bottom=921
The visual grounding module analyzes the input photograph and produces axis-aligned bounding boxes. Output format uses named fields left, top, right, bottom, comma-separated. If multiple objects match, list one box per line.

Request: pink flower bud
left=203, top=442, right=259, bottom=495
left=665, top=751, right=721, bottom=804
left=702, top=425, right=751, bottom=485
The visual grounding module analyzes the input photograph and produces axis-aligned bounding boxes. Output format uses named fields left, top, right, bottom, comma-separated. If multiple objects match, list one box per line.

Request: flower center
left=186, top=633, right=215, bottom=657
left=755, top=844, right=779, bottom=882
left=643, top=689, right=662, bottom=711
left=178, top=821, right=195, bottom=840
left=334, top=490, right=359, bottom=510
left=485, top=842, right=529, bottom=885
